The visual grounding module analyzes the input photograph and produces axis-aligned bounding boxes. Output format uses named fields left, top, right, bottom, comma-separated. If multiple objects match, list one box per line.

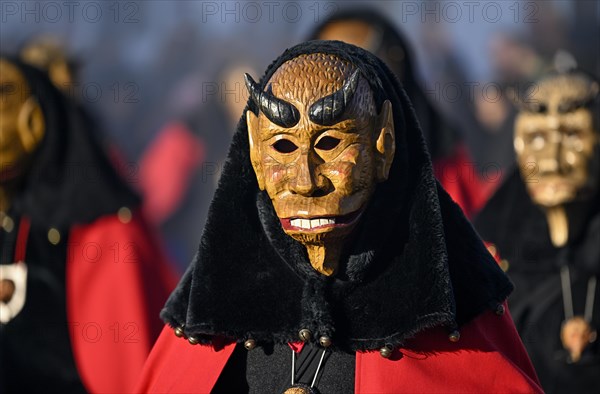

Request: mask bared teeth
left=289, top=218, right=336, bottom=229
left=280, top=208, right=364, bottom=231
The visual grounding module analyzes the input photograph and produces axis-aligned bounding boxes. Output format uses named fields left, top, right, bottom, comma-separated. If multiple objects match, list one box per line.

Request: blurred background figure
left=136, top=71, right=208, bottom=266
left=474, top=63, right=600, bottom=393
left=18, top=32, right=195, bottom=267
left=137, top=59, right=258, bottom=267
left=19, top=34, right=140, bottom=183
left=0, top=57, right=177, bottom=393
left=309, top=8, right=497, bottom=217
left=201, top=60, right=259, bottom=180
left=17, top=33, right=230, bottom=270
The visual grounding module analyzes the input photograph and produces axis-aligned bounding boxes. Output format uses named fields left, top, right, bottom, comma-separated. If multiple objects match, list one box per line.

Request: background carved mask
left=514, top=73, right=599, bottom=208
left=0, top=59, right=45, bottom=183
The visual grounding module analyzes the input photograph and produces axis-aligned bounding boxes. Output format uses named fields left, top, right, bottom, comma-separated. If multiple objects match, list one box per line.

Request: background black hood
left=308, top=8, right=460, bottom=160
left=161, top=41, right=511, bottom=351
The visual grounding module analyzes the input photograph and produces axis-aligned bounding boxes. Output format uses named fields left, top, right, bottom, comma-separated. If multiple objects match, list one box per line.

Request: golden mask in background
left=0, top=58, right=45, bottom=183
left=514, top=73, right=599, bottom=208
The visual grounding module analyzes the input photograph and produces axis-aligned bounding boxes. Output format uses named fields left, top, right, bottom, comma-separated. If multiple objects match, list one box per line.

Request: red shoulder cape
left=66, top=211, right=178, bottom=393
left=434, top=144, right=501, bottom=218
left=136, top=303, right=542, bottom=393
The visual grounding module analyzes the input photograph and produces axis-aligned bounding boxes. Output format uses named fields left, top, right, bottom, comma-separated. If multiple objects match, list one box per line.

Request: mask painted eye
left=528, top=132, right=546, bottom=151
left=272, top=139, right=298, bottom=153
left=563, top=128, right=581, bottom=139
left=0, top=83, right=15, bottom=95
left=531, top=136, right=545, bottom=150
left=531, top=103, right=547, bottom=114
left=315, top=136, right=340, bottom=151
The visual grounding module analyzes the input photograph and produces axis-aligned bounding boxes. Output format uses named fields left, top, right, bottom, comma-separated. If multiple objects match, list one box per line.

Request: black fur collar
left=161, top=41, right=512, bottom=352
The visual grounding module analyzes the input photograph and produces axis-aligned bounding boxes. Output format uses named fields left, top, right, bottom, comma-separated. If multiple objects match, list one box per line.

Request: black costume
left=0, top=60, right=138, bottom=393
left=475, top=166, right=600, bottom=393
left=0, top=60, right=174, bottom=393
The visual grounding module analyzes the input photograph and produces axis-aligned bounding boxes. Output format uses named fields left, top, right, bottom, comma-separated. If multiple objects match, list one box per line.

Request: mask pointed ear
left=375, top=100, right=395, bottom=182
left=246, top=110, right=265, bottom=190
left=17, top=97, right=45, bottom=153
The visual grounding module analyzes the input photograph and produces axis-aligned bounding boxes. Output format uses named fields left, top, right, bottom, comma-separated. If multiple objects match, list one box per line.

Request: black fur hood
left=161, top=41, right=512, bottom=352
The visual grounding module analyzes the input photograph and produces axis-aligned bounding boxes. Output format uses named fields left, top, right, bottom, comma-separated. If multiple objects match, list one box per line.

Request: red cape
left=136, top=303, right=542, bottom=393
left=139, top=122, right=205, bottom=225
left=66, top=210, right=178, bottom=393
left=434, top=144, right=501, bottom=218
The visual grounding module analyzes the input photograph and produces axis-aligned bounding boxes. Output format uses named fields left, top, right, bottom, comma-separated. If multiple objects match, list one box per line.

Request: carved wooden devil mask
left=246, top=53, right=395, bottom=276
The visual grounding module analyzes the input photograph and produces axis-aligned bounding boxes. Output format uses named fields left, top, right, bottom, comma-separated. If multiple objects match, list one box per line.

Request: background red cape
left=66, top=210, right=177, bottom=393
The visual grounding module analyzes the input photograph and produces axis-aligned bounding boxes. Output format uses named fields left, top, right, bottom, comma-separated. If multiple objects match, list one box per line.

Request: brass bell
left=174, top=326, right=185, bottom=338
left=495, top=304, right=505, bottom=316
left=1, top=213, right=14, bottom=233
left=298, top=328, right=312, bottom=342
left=117, top=207, right=132, bottom=224
left=319, top=335, right=332, bottom=348
left=244, top=339, right=256, bottom=350
left=48, top=228, right=61, bottom=245
left=448, top=330, right=460, bottom=342
left=379, top=345, right=393, bottom=358
left=188, top=336, right=200, bottom=345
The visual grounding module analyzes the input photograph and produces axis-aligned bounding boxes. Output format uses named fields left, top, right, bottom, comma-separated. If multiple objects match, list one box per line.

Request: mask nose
left=538, top=129, right=564, bottom=175
left=289, top=151, right=330, bottom=197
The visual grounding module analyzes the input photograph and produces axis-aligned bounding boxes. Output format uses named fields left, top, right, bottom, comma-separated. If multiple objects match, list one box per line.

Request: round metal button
left=319, top=335, right=332, bottom=348
left=298, top=328, right=312, bottom=342
left=448, top=330, right=460, bottom=342
left=48, top=228, right=61, bottom=245
left=174, top=326, right=185, bottom=338
left=244, top=339, right=257, bottom=350
left=379, top=345, right=393, bottom=358
left=495, top=304, right=505, bottom=316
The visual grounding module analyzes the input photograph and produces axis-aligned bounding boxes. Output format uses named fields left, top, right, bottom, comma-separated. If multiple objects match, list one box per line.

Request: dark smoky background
left=2, top=0, right=598, bottom=271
